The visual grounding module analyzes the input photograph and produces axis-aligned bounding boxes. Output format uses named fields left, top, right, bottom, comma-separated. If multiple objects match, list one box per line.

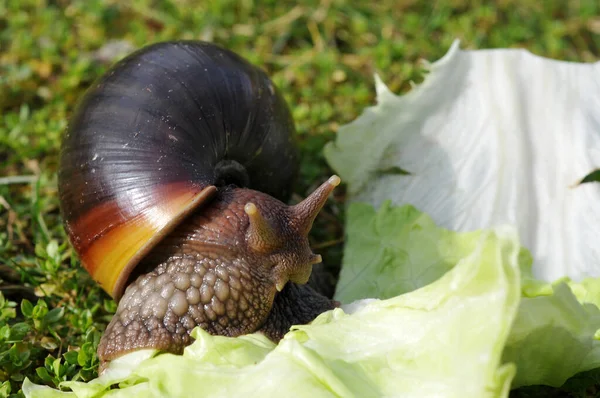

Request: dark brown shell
left=58, top=41, right=299, bottom=300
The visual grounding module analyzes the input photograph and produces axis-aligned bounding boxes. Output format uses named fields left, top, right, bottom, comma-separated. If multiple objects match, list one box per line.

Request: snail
left=58, top=40, right=340, bottom=370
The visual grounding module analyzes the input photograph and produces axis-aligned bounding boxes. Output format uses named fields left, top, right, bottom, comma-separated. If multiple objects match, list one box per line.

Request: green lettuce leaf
left=507, top=261, right=600, bottom=388
left=504, top=283, right=600, bottom=388
left=335, top=201, right=600, bottom=389
left=323, top=40, right=600, bottom=389
left=335, top=201, right=482, bottom=304
left=24, top=215, right=521, bottom=398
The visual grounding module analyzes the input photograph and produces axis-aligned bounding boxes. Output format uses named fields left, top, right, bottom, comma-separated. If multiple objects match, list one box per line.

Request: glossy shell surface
left=58, top=41, right=299, bottom=299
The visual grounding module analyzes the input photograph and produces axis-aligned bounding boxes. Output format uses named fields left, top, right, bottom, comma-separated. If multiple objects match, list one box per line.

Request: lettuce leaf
left=508, top=262, right=600, bottom=388
left=24, top=216, right=521, bottom=398
left=335, top=201, right=600, bottom=389
left=324, top=40, right=600, bottom=282
left=325, top=40, right=600, bottom=389
left=504, top=283, right=600, bottom=388
left=335, top=201, right=484, bottom=303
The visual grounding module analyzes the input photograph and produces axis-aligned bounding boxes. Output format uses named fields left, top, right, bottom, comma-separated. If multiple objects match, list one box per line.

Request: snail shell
left=58, top=41, right=299, bottom=300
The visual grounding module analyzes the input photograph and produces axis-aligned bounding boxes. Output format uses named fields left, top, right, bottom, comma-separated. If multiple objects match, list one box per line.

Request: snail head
left=243, top=175, right=340, bottom=292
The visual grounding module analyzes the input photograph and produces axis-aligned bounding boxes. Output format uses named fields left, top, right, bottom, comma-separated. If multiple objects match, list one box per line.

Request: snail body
left=58, top=41, right=338, bottom=367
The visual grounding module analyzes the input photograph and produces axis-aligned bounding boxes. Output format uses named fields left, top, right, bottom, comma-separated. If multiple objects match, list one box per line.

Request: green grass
left=1, top=0, right=599, bottom=396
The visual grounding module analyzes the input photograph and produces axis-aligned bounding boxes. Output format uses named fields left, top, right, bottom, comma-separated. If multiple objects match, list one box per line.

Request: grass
left=0, top=0, right=599, bottom=396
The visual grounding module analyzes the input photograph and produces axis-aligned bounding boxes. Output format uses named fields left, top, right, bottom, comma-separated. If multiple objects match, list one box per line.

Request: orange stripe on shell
left=72, top=184, right=217, bottom=300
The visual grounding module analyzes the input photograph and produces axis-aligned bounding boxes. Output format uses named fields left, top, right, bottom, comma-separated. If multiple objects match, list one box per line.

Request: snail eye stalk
left=245, top=202, right=283, bottom=253
left=291, top=175, right=341, bottom=235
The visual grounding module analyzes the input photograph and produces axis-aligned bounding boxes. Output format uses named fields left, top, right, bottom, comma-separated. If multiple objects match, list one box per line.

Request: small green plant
left=0, top=290, right=103, bottom=395
left=34, top=328, right=100, bottom=387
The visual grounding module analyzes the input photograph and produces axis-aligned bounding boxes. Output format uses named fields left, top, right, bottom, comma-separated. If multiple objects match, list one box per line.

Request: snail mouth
left=272, top=258, right=315, bottom=292
left=272, top=250, right=322, bottom=277
left=286, top=255, right=322, bottom=289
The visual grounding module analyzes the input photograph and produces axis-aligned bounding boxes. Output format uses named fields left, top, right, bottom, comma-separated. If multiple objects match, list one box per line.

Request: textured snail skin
left=98, top=181, right=339, bottom=364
